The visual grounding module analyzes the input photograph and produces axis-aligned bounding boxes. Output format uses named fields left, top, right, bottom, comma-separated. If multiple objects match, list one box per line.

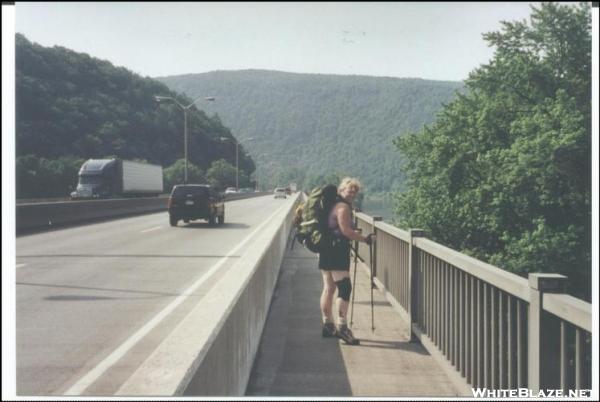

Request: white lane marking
left=65, top=199, right=292, bottom=395
left=16, top=263, right=26, bottom=268
left=140, top=226, right=162, bottom=233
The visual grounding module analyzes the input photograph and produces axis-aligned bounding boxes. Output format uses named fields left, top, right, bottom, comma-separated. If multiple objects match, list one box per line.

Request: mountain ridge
left=155, top=68, right=461, bottom=84
left=156, top=69, right=464, bottom=191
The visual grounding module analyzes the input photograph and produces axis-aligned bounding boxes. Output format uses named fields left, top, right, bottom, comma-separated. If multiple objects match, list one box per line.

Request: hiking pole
left=350, top=239, right=359, bottom=328
left=369, top=234, right=375, bottom=332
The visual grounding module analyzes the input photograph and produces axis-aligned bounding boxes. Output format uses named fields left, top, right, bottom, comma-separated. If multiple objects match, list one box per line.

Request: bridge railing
left=354, top=212, right=592, bottom=394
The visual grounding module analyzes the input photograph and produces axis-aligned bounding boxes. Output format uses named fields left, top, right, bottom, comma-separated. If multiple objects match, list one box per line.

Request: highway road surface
left=16, top=195, right=294, bottom=396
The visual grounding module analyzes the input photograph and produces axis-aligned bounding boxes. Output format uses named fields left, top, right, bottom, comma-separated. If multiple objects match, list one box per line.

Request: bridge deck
left=246, top=240, right=459, bottom=397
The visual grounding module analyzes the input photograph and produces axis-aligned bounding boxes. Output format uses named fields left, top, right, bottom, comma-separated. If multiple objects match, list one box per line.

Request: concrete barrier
left=116, top=193, right=300, bottom=396
left=16, top=197, right=168, bottom=233
left=223, top=191, right=271, bottom=201
left=16, top=192, right=273, bottom=233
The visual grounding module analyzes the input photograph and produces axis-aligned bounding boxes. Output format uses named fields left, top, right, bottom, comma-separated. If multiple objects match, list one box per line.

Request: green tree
left=16, top=155, right=42, bottom=199
left=393, top=3, right=591, bottom=300
left=303, top=173, right=342, bottom=192
left=206, top=159, right=236, bottom=191
left=273, top=166, right=307, bottom=191
left=16, top=155, right=85, bottom=198
left=237, top=171, right=252, bottom=189
left=163, top=158, right=205, bottom=193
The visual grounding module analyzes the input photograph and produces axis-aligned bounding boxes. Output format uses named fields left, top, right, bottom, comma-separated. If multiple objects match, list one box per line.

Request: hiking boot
left=337, top=324, right=360, bottom=345
left=322, top=322, right=337, bottom=337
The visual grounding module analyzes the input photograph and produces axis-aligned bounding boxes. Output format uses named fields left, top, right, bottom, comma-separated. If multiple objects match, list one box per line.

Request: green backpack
left=294, top=184, right=339, bottom=253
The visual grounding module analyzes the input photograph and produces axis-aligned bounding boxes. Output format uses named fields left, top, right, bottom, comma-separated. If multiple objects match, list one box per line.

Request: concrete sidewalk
left=246, top=240, right=459, bottom=397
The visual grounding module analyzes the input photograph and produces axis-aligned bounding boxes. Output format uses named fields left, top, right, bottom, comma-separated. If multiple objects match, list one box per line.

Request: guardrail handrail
left=412, top=237, right=531, bottom=302
left=542, top=293, right=592, bottom=332
left=353, top=211, right=592, bottom=394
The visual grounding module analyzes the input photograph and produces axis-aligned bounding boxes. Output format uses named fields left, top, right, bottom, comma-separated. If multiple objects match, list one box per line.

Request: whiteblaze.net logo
left=471, top=388, right=592, bottom=398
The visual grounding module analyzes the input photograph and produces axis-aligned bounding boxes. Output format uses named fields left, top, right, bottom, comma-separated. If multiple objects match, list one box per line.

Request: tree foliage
left=303, top=173, right=342, bottom=193
left=16, top=155, right=85, bottom=198
left=163, top=159, right=206, bottom=193
left=157, top=70, right=463, bottom=193
left=206, top=159, right=237, bottom=191
left=393, top=3, right=591, bottom=300
left=15, top=34, right=254, bottom=197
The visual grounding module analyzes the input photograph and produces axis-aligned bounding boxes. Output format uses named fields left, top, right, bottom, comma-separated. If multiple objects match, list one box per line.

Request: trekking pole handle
left=364, top=232, right=375, bottom=245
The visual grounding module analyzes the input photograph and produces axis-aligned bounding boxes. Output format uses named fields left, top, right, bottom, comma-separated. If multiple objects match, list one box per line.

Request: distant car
left=224, top=187, right=237, bottom=194
left=274, top=187, right=287, bottom=199
left=168, top=184, right=224, bottom=227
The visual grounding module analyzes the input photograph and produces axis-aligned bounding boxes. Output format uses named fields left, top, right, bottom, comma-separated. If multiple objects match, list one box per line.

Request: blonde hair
left=338, top=177, right=362, bottom=193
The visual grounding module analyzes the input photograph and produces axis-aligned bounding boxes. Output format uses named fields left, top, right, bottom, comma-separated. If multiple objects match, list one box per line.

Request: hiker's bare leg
left=332, top=270, right=351, bottom=325
left=320, top=271, right=336, bottom=323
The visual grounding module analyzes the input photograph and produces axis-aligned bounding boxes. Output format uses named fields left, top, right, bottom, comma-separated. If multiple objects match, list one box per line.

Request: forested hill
left=156, top=70, right=463, bottom=192
left=15, top=34, right=253, bottom=197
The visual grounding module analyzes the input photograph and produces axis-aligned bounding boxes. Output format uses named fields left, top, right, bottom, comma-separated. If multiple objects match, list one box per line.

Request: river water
left=360, top=194, right=394, bottom=222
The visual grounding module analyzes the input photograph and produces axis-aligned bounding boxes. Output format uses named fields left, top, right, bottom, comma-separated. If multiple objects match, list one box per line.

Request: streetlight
left=155, top=95, right=215, bottom=183
left=220, top=137, right=253, bottom=191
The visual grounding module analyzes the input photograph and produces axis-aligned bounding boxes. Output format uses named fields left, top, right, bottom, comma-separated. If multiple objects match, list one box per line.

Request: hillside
left=156, top=69, right=463, bottom=192
left=15, top=34, right=253, bottom=197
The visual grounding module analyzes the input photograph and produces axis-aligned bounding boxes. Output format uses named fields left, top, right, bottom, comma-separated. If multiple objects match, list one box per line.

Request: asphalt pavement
left=15, top=195, right=289, bottom=396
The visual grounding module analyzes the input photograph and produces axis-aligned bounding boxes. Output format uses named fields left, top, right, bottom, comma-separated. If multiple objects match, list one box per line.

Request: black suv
left=168, top=184, right=225, bottom=227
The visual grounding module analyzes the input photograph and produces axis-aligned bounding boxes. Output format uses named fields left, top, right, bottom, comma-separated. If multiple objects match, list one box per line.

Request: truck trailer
left=70, top=159, right=163, bottom=199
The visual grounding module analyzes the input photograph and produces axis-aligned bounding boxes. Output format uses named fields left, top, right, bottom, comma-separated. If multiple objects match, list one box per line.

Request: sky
left=14, top=2, right=544, bottom=82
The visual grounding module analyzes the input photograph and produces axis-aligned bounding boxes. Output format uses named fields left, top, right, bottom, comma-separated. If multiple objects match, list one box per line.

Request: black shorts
left=318, top=238, right=351, bottom=271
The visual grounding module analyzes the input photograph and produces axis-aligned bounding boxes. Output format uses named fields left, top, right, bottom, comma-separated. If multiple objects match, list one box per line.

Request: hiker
left=319, top=177, right=372, bottom=345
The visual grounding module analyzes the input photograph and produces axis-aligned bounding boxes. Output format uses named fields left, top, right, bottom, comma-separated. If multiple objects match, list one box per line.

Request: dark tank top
left=318, top=195, right=352, bottom=270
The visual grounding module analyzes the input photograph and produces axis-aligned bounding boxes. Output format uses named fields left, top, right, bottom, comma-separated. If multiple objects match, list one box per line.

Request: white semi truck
left=70, top=159, right=163, bottom=199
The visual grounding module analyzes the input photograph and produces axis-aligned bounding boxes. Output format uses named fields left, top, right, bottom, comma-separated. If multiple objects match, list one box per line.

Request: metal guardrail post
left=372, top=216, right=382, bottom=279
left=527, top=273, right=568, bottom=392
left=408, top=229, right=425, bottom=342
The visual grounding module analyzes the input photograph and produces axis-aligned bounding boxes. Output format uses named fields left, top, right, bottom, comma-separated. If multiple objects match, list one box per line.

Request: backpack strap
left=335, top=194, right=351, bottom=207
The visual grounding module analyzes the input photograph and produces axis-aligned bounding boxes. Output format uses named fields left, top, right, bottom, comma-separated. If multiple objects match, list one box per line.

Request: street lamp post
left=155, top=95, right=215, bottom=183
left=220, top=137, right=253, bottom=191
